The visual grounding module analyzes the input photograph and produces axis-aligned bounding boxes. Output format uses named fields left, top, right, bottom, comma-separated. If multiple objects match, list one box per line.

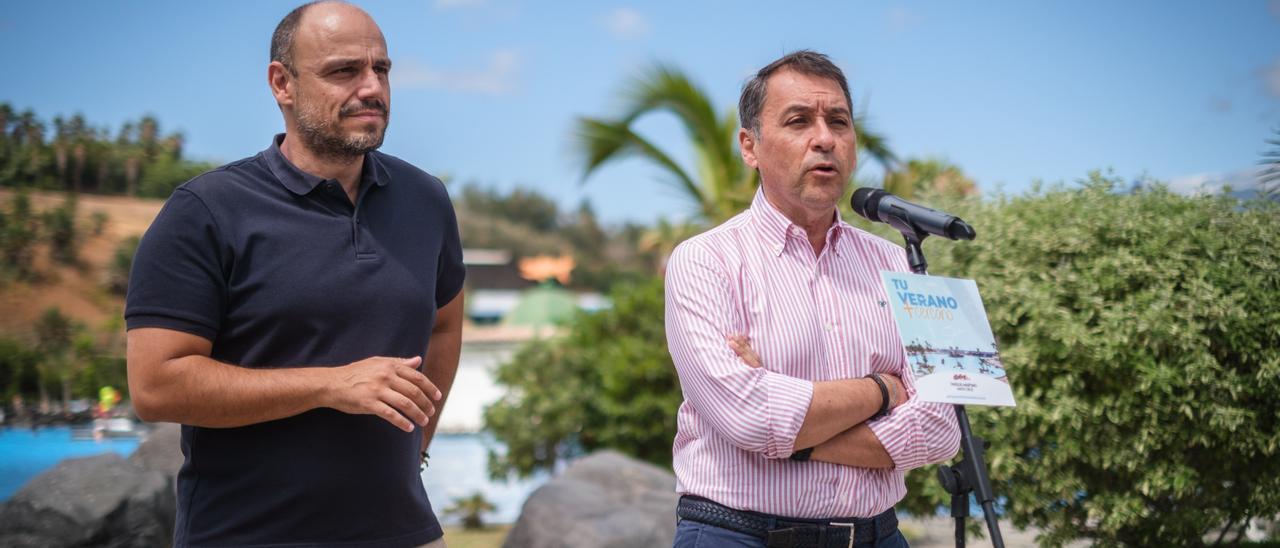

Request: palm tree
left=443, top=492, right=496, bottom=530
left=0, top=102, right=12, bottom=141
left=35, top=307, right=78, bottom=414
left=575, top=64, right=749, bottom=224
left=138, top=115, right=159, bottom=160
left=4, top=109, right=46, bottom=182
left=575, top=64, right=897, bottom=226
left=1261, top=128, right=1280, bottom=199
left=0, top=103, right=13, bottom=167
left=53, top=116, right=69, bottom=186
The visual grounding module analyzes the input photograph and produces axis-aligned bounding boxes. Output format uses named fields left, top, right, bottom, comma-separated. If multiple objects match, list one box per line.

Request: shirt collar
left=749, top=187, right=852, bottom=257
left=263, top=133, right=388, bottom=196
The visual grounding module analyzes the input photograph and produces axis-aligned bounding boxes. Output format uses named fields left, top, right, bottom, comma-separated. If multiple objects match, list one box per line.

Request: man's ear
left=267, top=61, right=294, bottom=108
left=739, top=128, right=758, bottom=169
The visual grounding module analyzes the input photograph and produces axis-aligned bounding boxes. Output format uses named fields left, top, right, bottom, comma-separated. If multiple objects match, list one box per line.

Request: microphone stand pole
left=894, top=227, right=1004, bottom=548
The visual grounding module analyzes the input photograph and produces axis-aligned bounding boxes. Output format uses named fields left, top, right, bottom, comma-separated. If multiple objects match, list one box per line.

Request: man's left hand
left=727, top=335, right=762, bottom=368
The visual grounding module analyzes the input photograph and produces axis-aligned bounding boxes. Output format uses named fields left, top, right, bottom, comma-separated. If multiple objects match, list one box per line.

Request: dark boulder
left=504, top=450, right=678, bottom=548
left=129, top=422, right=183, bottom=477
left=0, top=453, right=174, bottom=547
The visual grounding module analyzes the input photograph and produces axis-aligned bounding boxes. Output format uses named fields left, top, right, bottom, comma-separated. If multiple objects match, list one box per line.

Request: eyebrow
left=779, top=104, right=852, bottom=119
left=319, top=57, right=392, bottom=72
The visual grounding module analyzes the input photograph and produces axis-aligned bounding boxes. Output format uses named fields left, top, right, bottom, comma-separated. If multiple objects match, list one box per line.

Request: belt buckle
left=828, top=522, right=856, bottom=548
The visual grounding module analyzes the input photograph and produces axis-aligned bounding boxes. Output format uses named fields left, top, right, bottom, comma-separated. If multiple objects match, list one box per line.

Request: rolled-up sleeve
left=665, top=241, right=813, bottom=459
left=866, top=372, right=962, bottom=471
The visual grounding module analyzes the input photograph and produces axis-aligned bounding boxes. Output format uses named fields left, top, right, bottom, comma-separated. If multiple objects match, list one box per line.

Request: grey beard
left=295, top=111, right=387, bottom=161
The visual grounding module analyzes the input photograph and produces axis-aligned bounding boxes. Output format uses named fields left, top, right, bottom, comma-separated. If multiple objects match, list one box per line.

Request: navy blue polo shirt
left=126, top=134, right=464, bottom=547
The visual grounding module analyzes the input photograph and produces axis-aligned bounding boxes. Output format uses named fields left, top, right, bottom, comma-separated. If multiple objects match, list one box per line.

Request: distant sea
left=0, top=427, right=546, bottom=525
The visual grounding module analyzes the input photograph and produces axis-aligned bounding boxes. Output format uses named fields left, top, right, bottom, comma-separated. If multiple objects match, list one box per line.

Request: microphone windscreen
left=850, top=187, right=883, bottom=221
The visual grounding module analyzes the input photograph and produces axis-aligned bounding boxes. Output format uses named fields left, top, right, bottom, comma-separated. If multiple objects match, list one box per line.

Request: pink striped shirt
left=665, top=189, right=961, bottom=518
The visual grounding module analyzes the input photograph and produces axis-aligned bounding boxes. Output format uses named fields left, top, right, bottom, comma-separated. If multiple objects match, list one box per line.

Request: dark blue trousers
left=673, top=518, right=910, bottom=548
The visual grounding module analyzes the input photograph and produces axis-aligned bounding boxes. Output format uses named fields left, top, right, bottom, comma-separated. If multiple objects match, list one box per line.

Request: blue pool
left=0, top=427, right=545, bottom=525
left=0, top=426, right=141, bottom=500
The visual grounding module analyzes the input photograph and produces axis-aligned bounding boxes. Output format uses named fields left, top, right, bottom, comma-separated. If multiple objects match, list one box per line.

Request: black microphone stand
left=888, top=222, right=1004, bottom=548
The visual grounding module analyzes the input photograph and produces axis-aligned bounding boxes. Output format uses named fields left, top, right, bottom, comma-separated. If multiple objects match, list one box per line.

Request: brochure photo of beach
left=880, top=271, right=1017, bottom=407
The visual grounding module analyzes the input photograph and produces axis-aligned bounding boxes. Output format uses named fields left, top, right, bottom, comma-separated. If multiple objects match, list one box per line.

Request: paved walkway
left=902, top=517, right=1088, bottom=548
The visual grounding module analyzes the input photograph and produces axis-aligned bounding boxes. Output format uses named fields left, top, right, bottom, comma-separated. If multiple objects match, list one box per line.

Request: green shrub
left=0, top=191, right=40, bottom=280
left=105, top=234, right=140, bottom=295
left=42, top=193, right=78, bottom=265
left=138, top=155, right=215, bottom=199
left=484, top=277, right=679, bottom=477
left=913, top=174, right=1280, bottom=546
left=0, top=338, right=42, bottom=400
left=89, top=210, right=108, bottom=236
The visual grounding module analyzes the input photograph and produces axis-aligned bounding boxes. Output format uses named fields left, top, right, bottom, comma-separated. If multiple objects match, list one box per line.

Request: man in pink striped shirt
left=666, top=51, right=961, bottom=547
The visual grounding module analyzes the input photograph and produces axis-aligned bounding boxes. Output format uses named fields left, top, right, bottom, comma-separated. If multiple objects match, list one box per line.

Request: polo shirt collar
left=263, top=133, right=388, bottom=196
left=749, top=187, right=852, bottom=257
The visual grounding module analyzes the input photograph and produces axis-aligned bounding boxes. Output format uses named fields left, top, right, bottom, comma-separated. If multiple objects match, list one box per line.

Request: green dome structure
left=500, top=281, right=578, bottom=328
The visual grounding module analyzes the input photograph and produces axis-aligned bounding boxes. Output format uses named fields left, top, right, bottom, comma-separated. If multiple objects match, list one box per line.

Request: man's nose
left=811, top=121, right=836, bottom=152
left=356, top=68, right=388, bottom=100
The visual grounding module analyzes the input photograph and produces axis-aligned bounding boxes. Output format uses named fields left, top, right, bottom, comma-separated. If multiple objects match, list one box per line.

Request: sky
left=2, top=1, right=1278, bottom=224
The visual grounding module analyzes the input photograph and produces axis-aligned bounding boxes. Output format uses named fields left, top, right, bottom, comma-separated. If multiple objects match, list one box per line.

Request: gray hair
left=738, top=50, right=853, bottom=135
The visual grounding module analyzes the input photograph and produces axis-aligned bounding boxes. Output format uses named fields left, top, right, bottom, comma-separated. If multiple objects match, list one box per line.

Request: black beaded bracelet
left=867, top=373, right=891, bottom=421
left=419, top=450, right=430, bottom=471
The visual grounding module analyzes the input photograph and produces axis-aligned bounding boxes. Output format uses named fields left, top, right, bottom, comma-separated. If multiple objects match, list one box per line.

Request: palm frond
left=1260, top=129, right=1280, bottom=187
left=573, top=117, right=705, bottom=208
left=618, top=64, right=740, bottom=184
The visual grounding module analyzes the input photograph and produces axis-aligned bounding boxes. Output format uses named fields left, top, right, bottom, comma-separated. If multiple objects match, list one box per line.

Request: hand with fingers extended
left=323, top=355, right=443, bottom=432
left=727, top=334, right=908, bottom=409
left=727, top=335, right=763, bottom=368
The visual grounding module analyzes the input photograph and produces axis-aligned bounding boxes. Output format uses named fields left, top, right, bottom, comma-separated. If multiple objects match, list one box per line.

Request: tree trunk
left=125, top=156, right=140, bottom=196
left=61, top=375, right=72, bottom=417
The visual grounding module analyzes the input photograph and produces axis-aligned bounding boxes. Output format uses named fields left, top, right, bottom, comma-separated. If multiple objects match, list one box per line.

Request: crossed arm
left=665, top=243, right=960, bottom=471
left=127, top=292, right=465, bottom=443
left=727, top=336, right=904, bottom=468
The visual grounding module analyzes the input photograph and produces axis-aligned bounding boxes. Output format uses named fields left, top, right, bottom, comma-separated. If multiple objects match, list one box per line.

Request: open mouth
left=809, top=164, right=838, bottom=175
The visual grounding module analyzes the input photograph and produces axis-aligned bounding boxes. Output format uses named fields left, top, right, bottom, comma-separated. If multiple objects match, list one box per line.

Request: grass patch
left=441, top=524, right=512, bottom=548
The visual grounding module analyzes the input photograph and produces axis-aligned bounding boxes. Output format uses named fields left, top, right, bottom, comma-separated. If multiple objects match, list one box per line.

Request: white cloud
left=434, top=0, right=485, bottom=9
left=1166, top=167, right=1263, bottom=196
left=602, top=7, right=649, bottom=40
left=397, top=50, right=520, bottom=95
left=885, top=6, right=922, bottom=34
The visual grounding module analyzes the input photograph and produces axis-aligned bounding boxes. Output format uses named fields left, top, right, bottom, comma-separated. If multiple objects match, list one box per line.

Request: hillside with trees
left=0, top=106, right=664, bottom=412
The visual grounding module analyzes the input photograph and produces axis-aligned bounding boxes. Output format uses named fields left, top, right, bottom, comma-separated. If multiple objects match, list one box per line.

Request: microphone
left=850, top=187, right=976, bottom=241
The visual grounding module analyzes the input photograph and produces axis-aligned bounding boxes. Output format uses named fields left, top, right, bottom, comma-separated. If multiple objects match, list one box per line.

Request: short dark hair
left=271, top=1, right=327, bottom=75
left=738, top=50, right=853, bottom=135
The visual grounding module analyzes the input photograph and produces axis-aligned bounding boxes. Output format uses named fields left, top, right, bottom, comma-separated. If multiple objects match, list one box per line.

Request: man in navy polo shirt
left=125, top=2, right=464, bottom=546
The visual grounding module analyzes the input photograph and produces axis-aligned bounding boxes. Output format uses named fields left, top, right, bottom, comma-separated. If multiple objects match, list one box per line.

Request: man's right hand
left=323, top=356, right=442, bottom=432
